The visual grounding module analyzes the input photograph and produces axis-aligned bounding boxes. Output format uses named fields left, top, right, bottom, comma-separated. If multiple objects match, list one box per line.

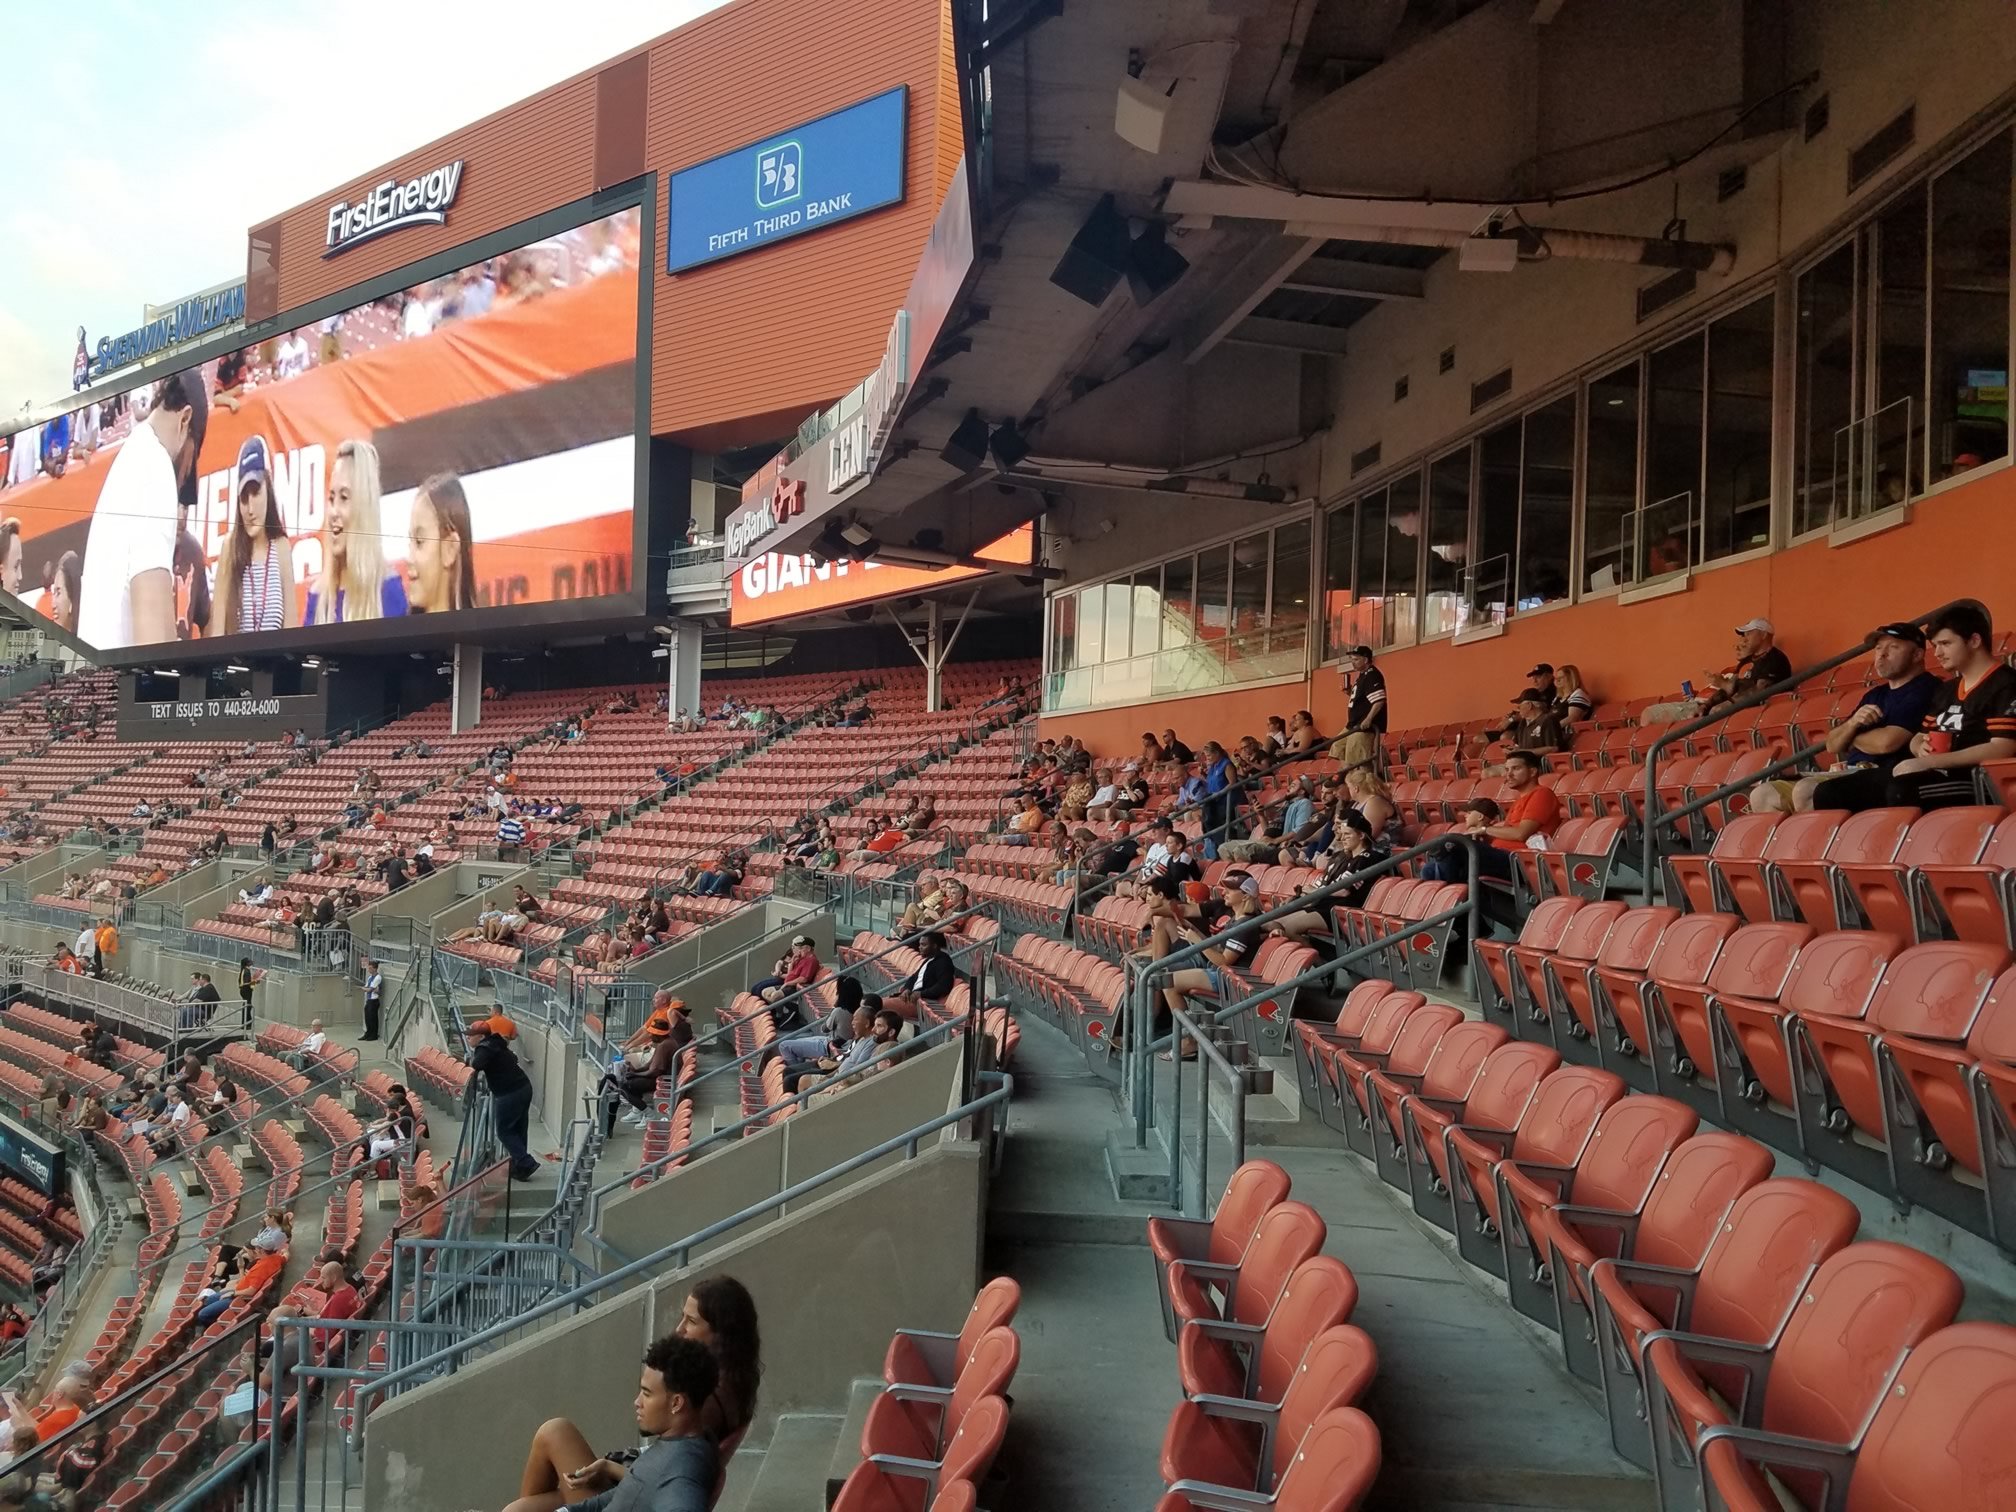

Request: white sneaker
left=620, top=1108, right=647, bottom=1128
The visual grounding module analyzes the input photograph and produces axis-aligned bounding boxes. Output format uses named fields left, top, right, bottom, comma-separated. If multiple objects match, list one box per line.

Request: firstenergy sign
left=326, top=160, right=465, bottom=257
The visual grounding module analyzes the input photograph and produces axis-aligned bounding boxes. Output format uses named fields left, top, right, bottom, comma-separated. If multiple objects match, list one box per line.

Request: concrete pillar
left=451, top=643, right=483, bottom=734
left=666, top=622, right=702, bottom=720
left=925, top=600, right=943, bottom=713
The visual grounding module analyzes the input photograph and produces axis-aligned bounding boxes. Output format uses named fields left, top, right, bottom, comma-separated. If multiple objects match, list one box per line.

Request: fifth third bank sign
left=665, top=87, right=907, bottom=275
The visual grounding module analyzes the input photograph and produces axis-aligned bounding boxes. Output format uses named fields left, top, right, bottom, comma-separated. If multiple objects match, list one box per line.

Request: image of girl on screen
left=305, top=439, right=407, bottom=624
left=209, top=435, right=298, bottom=637
left=48, top=551, right=81, bottom=632
left=405, top=473, right=475, bottom=615
left=0, top=518, right=22, bottom=597
left=174, top=530, right=212, bottom=641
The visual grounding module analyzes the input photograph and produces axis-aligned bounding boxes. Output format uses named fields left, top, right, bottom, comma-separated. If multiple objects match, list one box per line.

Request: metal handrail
left=1634, top=603, right=1970, bottom=901
left=1164, top=1004, right=1249, bottom=1216
left=325, top=1071, right=1012, bottom=1435
left=588, top=998, right=980, bottom=1216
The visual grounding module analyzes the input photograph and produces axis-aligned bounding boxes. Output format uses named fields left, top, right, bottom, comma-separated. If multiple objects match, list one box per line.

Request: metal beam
left=1182, top=236, right=1325, bottom=364
left=1165, top=179, right=1488, bottom=235
left=1222, top=317, right=1350, bottom=356
left=1277, top=257, right=1426, bottom=301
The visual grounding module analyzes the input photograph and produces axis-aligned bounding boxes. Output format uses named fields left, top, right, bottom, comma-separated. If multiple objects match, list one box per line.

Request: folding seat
left=1543, top=1131, right=1773, bottom=1384
left=1641, top=1240, right=1962, bottom=1512
left=1159, top=1325, right=1378, bottom=1499
left=1789, top=939, right=2011, bottom=1195
left=1647, top=921, right=1813, bottom=1115
left=1148, top=1162, right=1291, bottom=1341
left=1590, top=1177, right=1859, bottom=1468
left=830, top=1394, right=1008, bottom=1512
left=1400, top=1041, right=1559, bottom=1232
left=1474, top=896, right=1585, bottom=1026
left=1832, top=805, right=1999, bottom=941
left=1155, top=1406, right=1381, bottom=1512
left=860, top=1324, right=1017, bottom=1472
left=1693, top=1321, right=2016, bottom=1512
left=1330, top=877, right=1403, bottom=951
left=884, top=1278, right=1021, bottom=1392
left=1291, top=981, right=1393, bottom=1114
left=1168, top=1201, right=1327, bottom=1332
left=1595, top=912, right=1738, bottom=1083
left=1667, top=812, right=1781, bottom=919
left=1362, top=1018, right=1506, bottom=1191
left=1917, top=808, right=2016, bottom=948
left=1495, top=1092, right=1698, bottom=1328
left=1768, top=807, right=1916, bottom=931
left=1324, top=1001, right=1460, bottom=1153
left=1445, top=1065, right=1627, bottom=1275
left=1541, top=814, right=1626, bottom=901
left=1545, top=906, right=1678, bottom=1060
left=1176, top=1256, right=1358, bottom=1403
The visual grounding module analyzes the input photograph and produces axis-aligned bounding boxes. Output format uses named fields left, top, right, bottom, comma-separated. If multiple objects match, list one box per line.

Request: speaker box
left=1050, top=194, right=1131, bottom=306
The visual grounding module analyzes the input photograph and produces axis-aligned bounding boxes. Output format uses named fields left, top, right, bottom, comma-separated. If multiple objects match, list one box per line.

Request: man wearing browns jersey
left=1816, top=601, right=2016, bottom=812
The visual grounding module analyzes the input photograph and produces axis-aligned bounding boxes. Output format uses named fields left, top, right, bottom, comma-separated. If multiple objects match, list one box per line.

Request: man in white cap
left=1644, top=616, right=1791, bottom=724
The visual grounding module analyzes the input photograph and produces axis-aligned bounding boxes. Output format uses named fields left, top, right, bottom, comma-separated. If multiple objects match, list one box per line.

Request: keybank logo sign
left=325, top=160, right=465, bottom=257
left=757, top=141, right=802, bottom=209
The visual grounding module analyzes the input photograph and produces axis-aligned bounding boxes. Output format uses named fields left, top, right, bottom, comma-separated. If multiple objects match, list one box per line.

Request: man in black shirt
left=1702, top=617, right=1792, bottom=712
left=1506, top=688, right=1567, bottom=755
left=1332, top=646, right=1387, bottom=771
left=1159, top=728, right=1195, bottom=766
left=1816, top=602, right=2016, bottom=812
left=1093, top=829, right=1140, bottom=876
left=465, top=1015, right=540, bottom=1179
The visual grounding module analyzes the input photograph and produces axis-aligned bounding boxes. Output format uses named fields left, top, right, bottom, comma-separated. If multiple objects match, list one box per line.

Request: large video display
left=0, top=205, right=640, bottom=651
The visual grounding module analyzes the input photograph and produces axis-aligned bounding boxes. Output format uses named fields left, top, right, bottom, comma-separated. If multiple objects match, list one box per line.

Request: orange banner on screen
left=730, top=524, right=1033, bottom=626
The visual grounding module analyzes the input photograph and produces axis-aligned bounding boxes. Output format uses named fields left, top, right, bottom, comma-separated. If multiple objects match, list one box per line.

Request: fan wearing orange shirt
left=1421, top=749, right=1560, bottom=887
left=195, top=1248, right=287, bottom=1324
left=6, top=1373, right=92, bottom=1444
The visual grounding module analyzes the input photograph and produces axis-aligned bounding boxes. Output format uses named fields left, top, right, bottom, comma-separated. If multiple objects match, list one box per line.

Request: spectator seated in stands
left=897, top=877, right=967, bottom=937
left=289, top=1020, right=329, bottom=1072
left=67, top=1093, right=107, bottom=1135
left=0, top=1305, right=27, bottom=1344
left=34, top=1074, right=67, bottom=1127
left=881, top=930, right=957, bottom=1021
left=749, top=936, right=821, bottom=1026
left=1752, top=621, right=1940, bottom=812
left=29, top=1235, right=70, bottom=1295
left=178, top=971, right=221, bottom=1030
left=195, top=1244, right=286, bottom=1324
left=602, top=1010, right=686, bottom=1132
left=687, top=851, right=747, bottom=898
left=1645, top=615, right=1793, bottom=723
left=1278, top=708, right=1330, bottom=762
left=902, top=793, right=937, bottom=837
left=1144, top=875, right=1265, bottom=1060
left=311, top=1260, right=361, bottom=1344
left=143, top=1086, right=192, bottom=1155
left=1000, top=794, right=1046, bottom=847
left=1551, top=662, right=1594, bottom=724
left=1814, top=601, right=2016, bottom=813
left=1221, top=775, right=1318, bottom=864
left=1422, top=746, right=1562, bottom=888
left=205, top=1077, right=242, bottom=1130
left=117, top=1078, right=168, bottom=1135
left=8, top=1373, right=91, bottom=1446
left=1268, top=812, right=1391, bottom=945
left=1505, top=686, right=1567, bottom=755
left=252, top=1209, right=295, bottom=1255
left=847, top=822, right=910, bottom=862
left=504, top=1332, right=722, bottom=1512
left=775, top=978, right=867, bottom=1069
left=354, top=1095, right=415, bottom=1166
left=781, top=816, right=820, bottom=859
left=513, top=887, right=544, bottom=921
left=575, top=927, right=613, bottom=968
left=238, top=880, right=275, bottom=907
left=49, top=944, right=84, bottom=976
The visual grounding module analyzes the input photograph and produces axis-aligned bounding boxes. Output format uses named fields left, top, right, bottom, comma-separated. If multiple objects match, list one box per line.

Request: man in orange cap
left=464, top=1015, right=537, bottom=1179
left=602, top=1005, right=686, bottom=1133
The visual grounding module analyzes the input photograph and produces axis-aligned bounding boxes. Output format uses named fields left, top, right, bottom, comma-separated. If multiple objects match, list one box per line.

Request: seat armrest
left=880, top=1383, right=953, bottom=1405
left=1642, top=1329, right=1773, bottom=1428
left=1179, top=1317, right=1264, bottom=1342
left=1502, top=1160, right=1576, bottom=1202
left=1148, top=1215, right=1216, bottom=1263
left=1598, top=1258, right=1703, bottom=1328
left=1162, top=1479, right=1272, bottom=1509
left=1449, top=1123, right=1516, bottom=1156
left=1551, top=1203, right=1644, bottom=1256
left=1690, top=1423, right=1856, bottom=1491
left=1190, top=1393, right=1283, bottom=1427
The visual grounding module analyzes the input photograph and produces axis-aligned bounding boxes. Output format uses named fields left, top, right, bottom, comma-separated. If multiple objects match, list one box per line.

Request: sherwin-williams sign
left=665, top=87, right=907, bottom=274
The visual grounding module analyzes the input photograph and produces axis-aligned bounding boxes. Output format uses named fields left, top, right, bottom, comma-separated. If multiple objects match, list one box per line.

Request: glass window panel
left=1353, top=489, right=1388, bottom=651
left=1583, top=361, right=1640, bottom=591
left=1872, top=184, right=1929, bottom=500
left=1229, top=532, right=1270, bottom=675
left=1384, top=471, right=1421, bottom=649
left=1474, top=421, right=1521, bottom=628
left=1049, top=591, right=1076, bottom=675
left=1077, top=581, right=1104, bottom=666
left=1423, top=446, right=1472, bottom=639
left=1644, top=333, right=1705, bottom=576
left=1930, top=129, right=2012, bottom=481
left=1794, top=241, right=1857, bottom=533
left=1321, top=503, right=1356, bottom=660
left=1104, top=575, right=1133, bottom=663
left=1519, top=394, right=1576, bottom=609
left=1704, top=293, right=1776, bottom=561
left=1194, top=543, right=1231, bottom=642
left=1131, top=568, right=1162, bottom=659
left=1269, top=518, right=1312, bottom=661
left=1163, top=556, right=1196, bottom=648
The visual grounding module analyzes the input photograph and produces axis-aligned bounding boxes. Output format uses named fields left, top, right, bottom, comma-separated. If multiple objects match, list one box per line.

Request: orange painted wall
left=252, top=0, right=963, bottom=450
left=1042, top=466, right=2016, bottom=752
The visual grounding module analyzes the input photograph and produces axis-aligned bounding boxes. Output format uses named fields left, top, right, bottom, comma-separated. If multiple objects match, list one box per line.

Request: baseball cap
left=1871, top=621, right=1927, bottom=647
left=1345, top=644, right=1375, bottom=660
left=1734, top=617, right=1774, bottom=635
left=1512, top=687, right=1548, bottom=704
left=237, top=434, right=271, bottom=489
left=789, top=934, right=814, bottom=948
left=466, top=1014, right=516, bottom=1040
left=1525, top=663, right=1554, bottom=678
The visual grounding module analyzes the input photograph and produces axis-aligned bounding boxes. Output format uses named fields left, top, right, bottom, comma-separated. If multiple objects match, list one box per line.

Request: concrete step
left=822, top=1377, right=884, bottom=1500
left=739, top=1410, right=843, bottom=1512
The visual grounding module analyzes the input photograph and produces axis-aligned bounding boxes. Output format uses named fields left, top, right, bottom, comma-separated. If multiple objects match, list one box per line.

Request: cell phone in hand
left=1680, top=680, right=1695, bottom=699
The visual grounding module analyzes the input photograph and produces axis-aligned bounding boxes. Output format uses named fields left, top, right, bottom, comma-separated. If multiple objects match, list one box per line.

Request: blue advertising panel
left=0, top=1109, right=65, bottom=1197
left=666, top=87, right=908, bottom=275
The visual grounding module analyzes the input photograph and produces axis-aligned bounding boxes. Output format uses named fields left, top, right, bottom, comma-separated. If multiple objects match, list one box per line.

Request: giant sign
left=326, top=160, right=466, bottom=257
left=82, top=282, right=248, bottom=387
left=115, top=689, right=330, bottom=741
left=665, top=88, right=907, bottom=275
left=730, top=523, right=1034, bottom=626
left=0, top=1109, right=65, bottom=1197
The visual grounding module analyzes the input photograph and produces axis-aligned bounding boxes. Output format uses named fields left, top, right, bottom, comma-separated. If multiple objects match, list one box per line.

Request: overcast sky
left=0, top=0, right=725, bottom=416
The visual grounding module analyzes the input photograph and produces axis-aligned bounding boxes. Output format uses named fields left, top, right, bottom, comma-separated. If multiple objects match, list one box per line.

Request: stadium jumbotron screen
left=0, top=205, right=641, bottom=653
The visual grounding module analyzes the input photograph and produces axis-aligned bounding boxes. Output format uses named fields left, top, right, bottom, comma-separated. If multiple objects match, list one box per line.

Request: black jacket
left=469, top=1034, right=531, bottom=1097
left=906, top=952, right=957, bottom=1002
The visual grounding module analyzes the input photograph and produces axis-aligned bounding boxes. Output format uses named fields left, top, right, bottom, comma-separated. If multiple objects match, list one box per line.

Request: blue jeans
left=197, top=1293, right=232, bottom=1325
left=695, top=872, right=735, bottom=896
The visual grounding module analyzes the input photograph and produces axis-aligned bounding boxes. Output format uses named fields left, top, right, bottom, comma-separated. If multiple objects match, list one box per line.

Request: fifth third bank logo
left=757, top=141, right=803, bottom=209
